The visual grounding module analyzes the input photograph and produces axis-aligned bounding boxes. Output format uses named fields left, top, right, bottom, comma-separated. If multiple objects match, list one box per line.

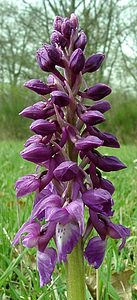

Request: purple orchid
left=13, top=13, right=130, bottom=292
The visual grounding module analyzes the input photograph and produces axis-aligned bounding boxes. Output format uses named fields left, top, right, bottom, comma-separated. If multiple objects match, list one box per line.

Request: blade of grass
left=0, top=248, right=28, bottom=287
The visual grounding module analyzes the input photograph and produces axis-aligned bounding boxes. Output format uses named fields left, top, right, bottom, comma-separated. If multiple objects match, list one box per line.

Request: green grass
left=0, top=141, right=137, bottom=299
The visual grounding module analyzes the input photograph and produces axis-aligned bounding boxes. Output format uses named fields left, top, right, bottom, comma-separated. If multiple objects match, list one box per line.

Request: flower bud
left=74, top=31, right=87, bottom=50
left=24, top=79, right=54, bottom=95
left=79, top=83, right=112, bottom=101
left=53, top=161, right=80, bottom=181
left=54, top=16, right=64, bottom=32
left=83, top=188, right=113, bottom=214
left=88, top=100, right=111, bottom=113
left=61, top=18, right=72, bottom=38
left=69, top=48, right=85, bottom=74
left=15, top=174, right=40, bottom=198
left=44, top=44, right=62, bottom=65
left=25, top=135, right=42, bottom=147
left=36, top=47, right=55, bottom=72
left=51, top=91, right=70, bottom=107
left=20, top=102, right=47, bottom=120
left=97, top=155, right=127, bottom=172
left=47, top=75, right=55, bottom=85
left=83, top=53, right=105, bottom=73
left=75, top=136, right=103, bottom=151
left=88, top=152, right=126, bottom=172
left=51, top=30, right=67, bottom=48
left=100, top=178, right=115, bottom=195
left=87, top=126, right=120, bottom=148
left=70, top=13, right=79, bottom=30
left=21, top=143, right=53, bottom=163
left=80, top=110, right=105, bottom=125
left=30, top=119, right=57, bottom=136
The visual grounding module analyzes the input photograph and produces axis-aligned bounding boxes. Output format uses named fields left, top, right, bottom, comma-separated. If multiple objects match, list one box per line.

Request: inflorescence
left=13, top=14, right=130, bottom=287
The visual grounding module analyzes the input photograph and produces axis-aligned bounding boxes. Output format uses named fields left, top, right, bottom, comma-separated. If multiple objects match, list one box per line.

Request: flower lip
left=37, top=248, right=57, bottom=287
left=84, top=236, right=106, bottom=268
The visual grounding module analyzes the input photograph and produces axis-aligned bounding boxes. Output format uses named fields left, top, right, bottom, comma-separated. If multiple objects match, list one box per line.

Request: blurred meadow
left=0, top=0, right=137, bottom=299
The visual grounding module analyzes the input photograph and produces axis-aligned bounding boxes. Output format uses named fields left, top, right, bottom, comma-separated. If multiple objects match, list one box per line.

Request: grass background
left=0, top=85, right=137, bottom=143
left=0, top=141, right=137, bottom=299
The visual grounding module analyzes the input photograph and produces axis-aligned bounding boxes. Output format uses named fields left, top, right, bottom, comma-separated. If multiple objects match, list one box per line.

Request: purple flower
left=84, top=236, right=106, bottom=268
left=80, top=110, right=105, bottom=125
left=51, top=30, right=67, bottom=48
left=88, top=151, right=126, bottom=172
left=74, top=31, right=87, bottom=50
left=100, top=178, right=115, bottom=195
left=53, top=161, right=80, bottom=181
left=44, top=44, right=63, bottom=66
left=89, top=211, right=130, bottom=250
left=36, top=47, right=55, bottom=72
left=61, top=18, right=73, bottom=39
left=24, top=79, right=55, bottom=95
left=75, top=136, right=103, bottom=151
left=106, top=221, right=130, bottom=250
left=20, top=143, right=53, bottom=163
left=54, top=16, right=63, bottom=32
left=14, top=13, right=129, bottom=287
left=24, top=135, right=42, bottom=147
left=37, top=248, right=57, bottom=287
left=30, top=119, right=57, bottom=136
left=31, top=194, right=63, bottom=222
left=12, top=221, right=41, bottom=247
left=83, top=188, right=114, bottom=216
left=88, top=100, right=111, bottom=113
left=56, top=222, right=80, bottom=262
left=87, top=126, right=120, bottom=148
left=20, top=101, right=55, bottom=120
left=15, top=174, right=40, bottom=198
left=70, top=13, right=79, bottom=30
left=51, top=91, right=70, bottom=107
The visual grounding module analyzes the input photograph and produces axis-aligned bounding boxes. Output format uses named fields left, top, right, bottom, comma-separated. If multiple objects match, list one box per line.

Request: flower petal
left=84, top=236, right=106, bottom=268
left=56, top=222, right=80, bottom=262
left=37, top=248, right=57, bottom=287
left=12, top=221, right=40, bottom=245
left=15, top=174, right=40, bottom=198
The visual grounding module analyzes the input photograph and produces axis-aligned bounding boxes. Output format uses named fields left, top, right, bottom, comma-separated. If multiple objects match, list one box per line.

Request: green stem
left=66, top=239, right=85, bottom=300
left=96, top=269, right=99, bottom=300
